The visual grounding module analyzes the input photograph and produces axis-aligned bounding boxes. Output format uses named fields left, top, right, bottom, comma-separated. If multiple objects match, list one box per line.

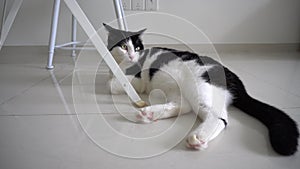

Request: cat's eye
left=135, top=47, right=140, bottom=51
left=121, top=44, right=128, bottom=50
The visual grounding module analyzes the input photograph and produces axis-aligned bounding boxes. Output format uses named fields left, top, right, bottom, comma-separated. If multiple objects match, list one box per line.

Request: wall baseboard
left=2, top=43, right=299, bottom=54
left=145, top=43, right=300, bottom=53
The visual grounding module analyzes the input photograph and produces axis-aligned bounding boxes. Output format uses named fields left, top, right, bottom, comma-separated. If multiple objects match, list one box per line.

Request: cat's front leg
left=107, top=77, right=126, bottom=95
left=135, top=100, right=192, bottom=123
left=135, top=103, right=177, bottom=123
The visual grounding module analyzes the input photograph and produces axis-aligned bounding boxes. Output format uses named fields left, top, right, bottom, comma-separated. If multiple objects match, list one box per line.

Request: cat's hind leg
left=186, top=110, right=228, bottom=150
left=185, top=84, right=231, bottom=150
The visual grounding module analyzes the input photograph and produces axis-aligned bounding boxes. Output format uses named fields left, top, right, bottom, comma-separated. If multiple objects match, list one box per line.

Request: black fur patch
left=149, top=47, right=162, bottom=57
left=131, top=35, right=145, bottom=51
left=201, top=65, right=246, bottom=99
left=149, top=51, right=179, bottom=80
left=104, top=23, right=146, bottom=51
left=148, top=47, right=221, bottom=80
left=218, top=117, right=228, bottom=127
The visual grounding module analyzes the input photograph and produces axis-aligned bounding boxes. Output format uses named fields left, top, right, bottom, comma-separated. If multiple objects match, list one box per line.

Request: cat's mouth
left=129, top=56, right=133, bottom=61
left=124, top=57, right=135, bottom=63
left=128, top=56, right=138, bottom=63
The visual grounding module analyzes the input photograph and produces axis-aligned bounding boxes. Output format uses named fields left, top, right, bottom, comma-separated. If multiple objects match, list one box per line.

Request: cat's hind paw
left=186, top=134, right=208, bottom=150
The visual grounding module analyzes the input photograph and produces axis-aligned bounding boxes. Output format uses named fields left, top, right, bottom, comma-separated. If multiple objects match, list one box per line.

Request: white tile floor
left=0, top=46, right=299, bottom=169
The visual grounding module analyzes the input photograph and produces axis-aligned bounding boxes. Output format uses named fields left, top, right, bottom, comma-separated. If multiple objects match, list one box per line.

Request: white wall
left=3, top=0, right=300, bottom=46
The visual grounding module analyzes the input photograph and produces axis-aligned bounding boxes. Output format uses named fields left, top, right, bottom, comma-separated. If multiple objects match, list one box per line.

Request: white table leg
left=0, top=0, right=23, bottom=51
left=63, top=0, right=146, bottom=107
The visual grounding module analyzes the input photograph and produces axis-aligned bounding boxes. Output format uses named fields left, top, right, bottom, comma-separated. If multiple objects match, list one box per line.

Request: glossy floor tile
left=0, top=46, right=299, bottom=169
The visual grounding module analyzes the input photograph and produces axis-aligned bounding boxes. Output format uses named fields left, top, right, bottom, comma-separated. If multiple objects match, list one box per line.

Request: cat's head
left=103, top=23, right=146, bottom=63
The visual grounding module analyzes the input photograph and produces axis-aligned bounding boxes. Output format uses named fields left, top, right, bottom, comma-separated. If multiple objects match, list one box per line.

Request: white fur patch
left=110, top=39, right=139, bottom=64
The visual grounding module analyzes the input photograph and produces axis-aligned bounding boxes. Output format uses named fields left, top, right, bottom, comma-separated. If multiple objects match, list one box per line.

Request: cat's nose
left=128, top=53, right=135, bottom=61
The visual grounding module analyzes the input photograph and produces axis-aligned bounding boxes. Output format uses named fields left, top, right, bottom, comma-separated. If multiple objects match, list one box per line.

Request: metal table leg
left=71, top=14, right=77, bottom=57
left=113, top=0, right=128, bottom=30
left=47, top=0, right=61, bottom=69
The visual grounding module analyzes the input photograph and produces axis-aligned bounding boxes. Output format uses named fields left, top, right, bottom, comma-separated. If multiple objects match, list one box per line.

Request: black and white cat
left=103, top=23, right=299, bottom=156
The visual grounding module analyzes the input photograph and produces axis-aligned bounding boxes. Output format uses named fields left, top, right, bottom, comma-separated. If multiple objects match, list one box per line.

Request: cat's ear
left=103, top=23, right=115, bottom=32
left=137, top=28, right=147, bottom=36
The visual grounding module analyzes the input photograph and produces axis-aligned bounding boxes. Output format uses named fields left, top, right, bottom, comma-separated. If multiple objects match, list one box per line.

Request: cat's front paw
left=135, top=110, right=154, bottom=123
left=135, top=107, right=162, bottom=123
left=186, top=134, right=208, bottom=150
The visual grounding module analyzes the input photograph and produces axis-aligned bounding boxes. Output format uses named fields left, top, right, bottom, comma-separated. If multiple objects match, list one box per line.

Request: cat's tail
left=233, top=92, right=299, bottom=156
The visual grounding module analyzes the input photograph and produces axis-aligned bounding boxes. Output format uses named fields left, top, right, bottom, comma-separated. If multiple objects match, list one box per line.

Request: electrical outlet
left=132, top=0, right=144, bottom=10
left=145, top=0, right=158, bottom=11
left=121, top=0, right=131, bottom=10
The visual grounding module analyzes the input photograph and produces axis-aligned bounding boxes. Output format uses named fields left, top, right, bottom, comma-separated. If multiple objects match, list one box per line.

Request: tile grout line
left=281, top=107, right=300, bottom=110
left=226, top=63, right=300, bottom=99
left=0, top=75, right=52, bottom=106
left=220, top=63, right=300, bottom=110
left=0, top=112, right=122, bottom=117
left=0, top=65, right=68, bottom=106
